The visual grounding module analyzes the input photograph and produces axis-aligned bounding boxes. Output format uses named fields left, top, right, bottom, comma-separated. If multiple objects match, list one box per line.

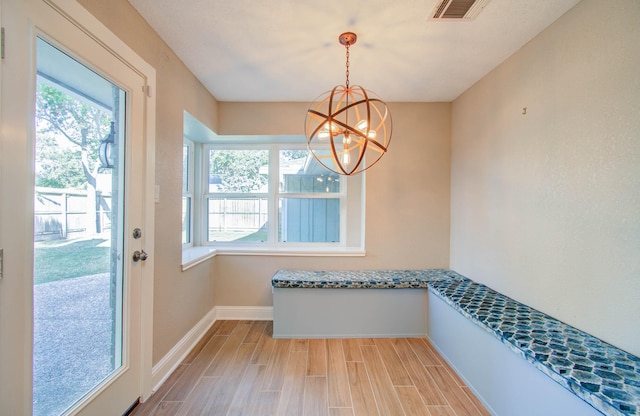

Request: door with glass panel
left=33, top=37, right=134, bottom=416
left=0, top=0, right=152, bottom=414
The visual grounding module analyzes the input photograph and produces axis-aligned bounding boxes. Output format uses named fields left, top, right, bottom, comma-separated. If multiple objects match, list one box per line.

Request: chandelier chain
left=345, top=43, right=350, bottom=88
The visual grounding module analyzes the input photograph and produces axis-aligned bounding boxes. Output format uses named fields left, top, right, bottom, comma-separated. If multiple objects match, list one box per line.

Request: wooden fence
left=34, top=187, right=111, bottom=241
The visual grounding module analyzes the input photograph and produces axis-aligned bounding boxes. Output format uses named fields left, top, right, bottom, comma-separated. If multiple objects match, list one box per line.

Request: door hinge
left=143, top=84, right=152, bottom=97
left=1, top=27, right=5, bottom=60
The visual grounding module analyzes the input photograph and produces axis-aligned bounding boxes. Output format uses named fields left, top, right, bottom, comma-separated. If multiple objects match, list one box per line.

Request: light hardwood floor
left=131, top=320, right=490, bottom=416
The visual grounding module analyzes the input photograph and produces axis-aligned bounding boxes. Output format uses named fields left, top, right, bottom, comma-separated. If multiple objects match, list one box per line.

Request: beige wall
left=215, top=102, right=452, bottom=307
left=79, top=1, right=451, bottom=363
left=79, top=0, right=219, bottom=363
left=450, top=0, right=640, bottom=356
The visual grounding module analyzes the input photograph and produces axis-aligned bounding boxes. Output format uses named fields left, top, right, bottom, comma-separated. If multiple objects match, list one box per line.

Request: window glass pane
left=209, top=149, right=268, bottom=193
left=279, top=149, right=340, bottom=193
left=208, top=197, right=268, bottom=242
left=279, top=197, right=340, bottom=243
left=182, top=196, right=191, bottom=244
left=182, top=144, right=189, bottom=193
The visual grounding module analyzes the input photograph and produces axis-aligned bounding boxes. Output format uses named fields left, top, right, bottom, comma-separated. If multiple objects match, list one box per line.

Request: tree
left=35, top=82, right=111, bottom=189
left=209, top=149, right=269, bottom=193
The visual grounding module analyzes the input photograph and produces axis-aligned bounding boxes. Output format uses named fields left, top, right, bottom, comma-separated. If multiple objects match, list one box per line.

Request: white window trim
left=181, top=134, right=365, bottom=270
left=182, top=138, right=194, bottom=248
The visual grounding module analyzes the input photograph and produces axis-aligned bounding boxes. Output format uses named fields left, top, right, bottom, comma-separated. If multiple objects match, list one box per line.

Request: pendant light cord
left=345, top=43, right=350, bottom=88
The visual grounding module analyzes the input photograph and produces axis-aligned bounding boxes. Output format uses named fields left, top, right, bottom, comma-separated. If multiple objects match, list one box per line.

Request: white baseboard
left=150, top=307, right=216, bottom=392
left=215, top=306, right=273, bottom=320
left=150, top=306, right=273, bottom=394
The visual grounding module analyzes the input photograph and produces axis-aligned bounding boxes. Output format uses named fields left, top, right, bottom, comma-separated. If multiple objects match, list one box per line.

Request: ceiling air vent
left=431, top=0, right=491, bottom=20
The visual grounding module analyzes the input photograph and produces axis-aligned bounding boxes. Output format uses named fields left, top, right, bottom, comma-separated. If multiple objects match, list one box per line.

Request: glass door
left=32, top=38, right=128, bottom=416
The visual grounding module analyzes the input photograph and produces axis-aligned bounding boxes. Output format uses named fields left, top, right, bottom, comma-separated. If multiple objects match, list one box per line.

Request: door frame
left=0, top=0, right=156, bottom=413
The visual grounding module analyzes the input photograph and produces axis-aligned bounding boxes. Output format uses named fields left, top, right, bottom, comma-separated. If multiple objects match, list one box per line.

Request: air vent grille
left=431, top=0, right=491, bottom=20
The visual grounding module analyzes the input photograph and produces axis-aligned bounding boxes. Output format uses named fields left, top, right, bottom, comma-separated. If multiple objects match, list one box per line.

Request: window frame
left=202, top=143, right=348, bottom=249
left=182, top=138, right=194, bottom=248
left=181, top=126, right=365, bottom=270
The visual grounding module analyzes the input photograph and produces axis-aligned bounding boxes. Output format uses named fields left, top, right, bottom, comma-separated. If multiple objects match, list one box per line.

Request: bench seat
left=271, top=269, right=464, bottom=338
left=428, top=278, right=640, bottom=416
left=271, top=268, right=466, bottom=289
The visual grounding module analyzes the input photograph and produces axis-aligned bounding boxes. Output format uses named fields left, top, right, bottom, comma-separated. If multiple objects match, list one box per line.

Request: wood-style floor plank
left=251, top=390, right=281, bottom=416
left=328, top=407, right=354, bottom=416
left=129, top=363, right=188, bottom=416
left=407, top=337, right=444, bottom=366
left=341, top=339, right=363, bottom=362
left=251, top=321, right=276, bottom=365
left=243, top=320, right=267, bottom=344
left=360, top=345, right=406, bottom=416
left=204, top=321, right=252, bottom=377
left=326, top=339, right=352, bottom=408
left=462, top=386, right=493, bottom=416
left=199, top=343, right=256, bottom=415
left=428, top=365, right=482, bottom=416
left=303, top=376, right=329, bottom=416
left=395, top=385, right=431, bottom=416
left=291, top=338, right=309, bottom=352
left=307, top=338, right=327, bottom=376
left=428, top=405, right=458, bottom=416
left=226, top=364, right=266, bottom=416
left=162, top=335, right=227, bottom=402
left=183, top=320, right=223, bottom=364
left=132, top=321, right=489, bottom=416
left=392, top=338, right=448, bottom=406
left=346, top=361, right=380, bottom=416
left=275, top=350, right=307, bottom=416
left=151, top=401, right=184, bottom=416
left=374, top=338, right=413, bottom=386
left=262, top=339, right=292, bottom=391
left=175, top=376, right=221, bottom=416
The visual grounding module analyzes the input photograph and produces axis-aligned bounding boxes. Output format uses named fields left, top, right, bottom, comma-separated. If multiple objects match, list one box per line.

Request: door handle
left=132, top=250, right=148, bottom=262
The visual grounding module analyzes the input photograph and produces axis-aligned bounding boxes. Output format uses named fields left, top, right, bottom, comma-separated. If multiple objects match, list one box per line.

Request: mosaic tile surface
left=271, top=268, right=465, bottom=289
left=428, top=278, right=640, bottom=416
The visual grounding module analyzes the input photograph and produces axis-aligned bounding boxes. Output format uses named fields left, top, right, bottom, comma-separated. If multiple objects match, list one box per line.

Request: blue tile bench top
left=428, top=278, right=640, bottom=416
left=271, top=268, right=465, bottom=289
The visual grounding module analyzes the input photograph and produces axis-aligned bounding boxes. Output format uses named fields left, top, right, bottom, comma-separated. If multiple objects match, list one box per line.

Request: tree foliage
left=35, top=82, right=111, bottom=189
left=208, top=149, right=311, bottom=193
left=209, top=149, right=269, bottom=193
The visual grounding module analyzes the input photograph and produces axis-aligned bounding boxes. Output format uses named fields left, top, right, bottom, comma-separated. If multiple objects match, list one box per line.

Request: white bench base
left=272, top=287, right=427, bottom=338
left=427, top=292, right=601, bottom=416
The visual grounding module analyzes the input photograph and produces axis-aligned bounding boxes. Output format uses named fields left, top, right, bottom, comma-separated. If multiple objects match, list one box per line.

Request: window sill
left=182, top=245, right=365, bottom=270
left=181, top=246, right=217, bottom=271
left=214, top=246, right=366, bottom=257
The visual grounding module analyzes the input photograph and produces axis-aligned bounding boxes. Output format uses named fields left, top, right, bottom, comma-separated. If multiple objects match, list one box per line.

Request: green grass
left=34, top=238, right=110, bottom=285
left=208, top=229, right=268, bottom=242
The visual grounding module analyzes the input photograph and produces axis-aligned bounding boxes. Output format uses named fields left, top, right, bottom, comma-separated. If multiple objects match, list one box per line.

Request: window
left=206, top=148, right=269, bottom=243
left=182, top=111, right=364, bottom=263
left=204, top=146, right=350, bottom=247
left=277, top=149, right=341, bottom=243
left=182, top=139, right=194, bottom=246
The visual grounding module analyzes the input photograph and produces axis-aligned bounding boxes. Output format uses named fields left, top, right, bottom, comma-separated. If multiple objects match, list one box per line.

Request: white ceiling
left=127, top=0, right=581, bottom=102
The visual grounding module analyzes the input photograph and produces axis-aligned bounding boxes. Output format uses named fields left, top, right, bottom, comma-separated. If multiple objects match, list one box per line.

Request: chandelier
left=305, top=32, right=392, bottom=175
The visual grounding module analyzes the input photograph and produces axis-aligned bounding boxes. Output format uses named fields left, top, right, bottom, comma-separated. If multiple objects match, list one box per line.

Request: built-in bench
left=272, top=269, right=462, bottom=338
left=428, top=277, right=639, bottom=416
left=272, top=269, right=640, bottom=416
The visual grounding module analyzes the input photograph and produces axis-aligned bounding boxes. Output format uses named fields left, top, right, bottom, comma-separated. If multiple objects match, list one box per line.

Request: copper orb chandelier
left=305, top=32, right=392, bottom=175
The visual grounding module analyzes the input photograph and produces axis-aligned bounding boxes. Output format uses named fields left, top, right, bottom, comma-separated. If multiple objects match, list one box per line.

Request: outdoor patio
left=33, top=273, right=113, bottom=416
